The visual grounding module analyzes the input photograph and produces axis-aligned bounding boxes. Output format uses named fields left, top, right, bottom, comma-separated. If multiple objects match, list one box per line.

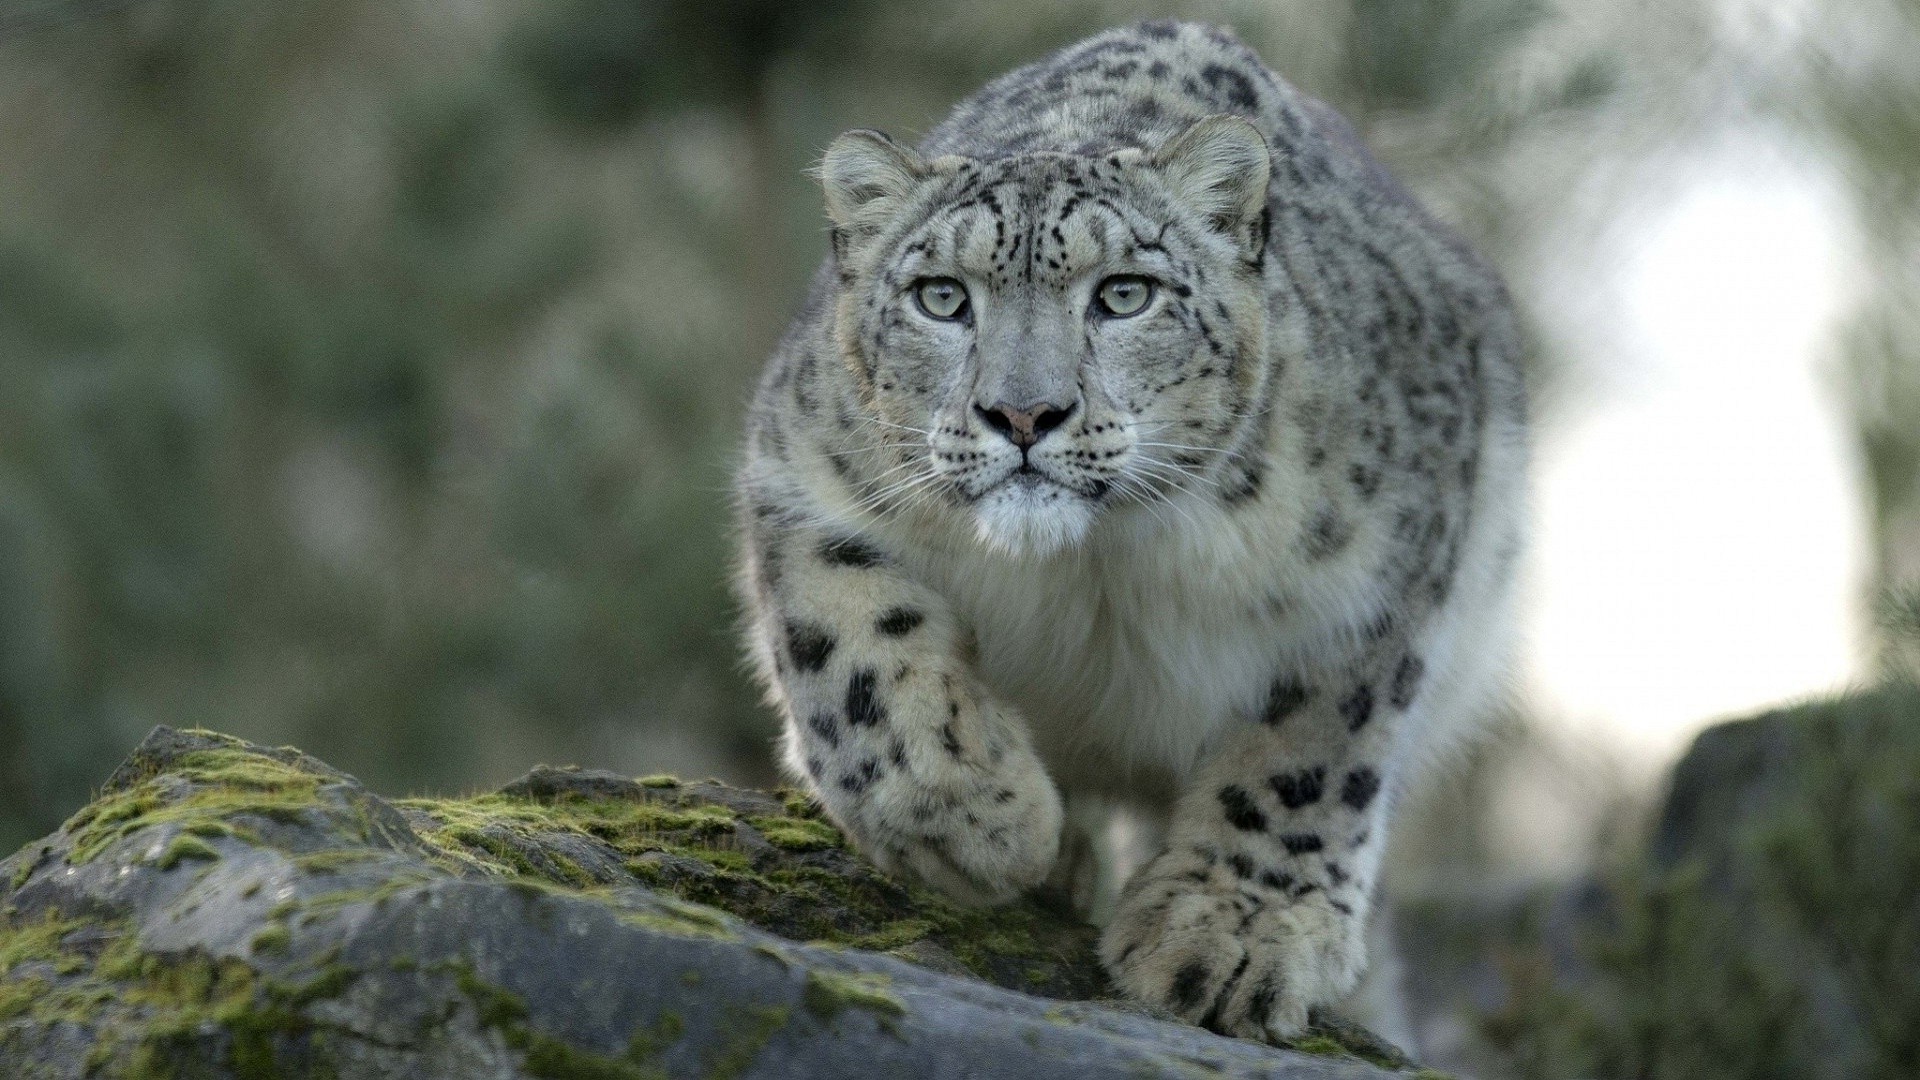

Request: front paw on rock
left=862, top=768, right=1064, bottom=906
left=1099, top=870, right=1363, bottom=1043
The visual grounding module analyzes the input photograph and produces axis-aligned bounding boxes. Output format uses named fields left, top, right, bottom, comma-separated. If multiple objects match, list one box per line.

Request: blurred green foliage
left=0, top=0, right=1560, bottom=855
left=0, top=0, right=1915, bottom=902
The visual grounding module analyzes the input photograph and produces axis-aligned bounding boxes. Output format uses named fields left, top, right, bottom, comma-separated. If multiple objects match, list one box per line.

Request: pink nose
left=975, top=400, right=1075, bottom=449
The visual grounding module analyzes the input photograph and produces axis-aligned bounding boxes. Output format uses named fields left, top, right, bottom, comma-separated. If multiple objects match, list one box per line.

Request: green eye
left=915, top=278, right=969, bottom=320
left=1095, top=276, right=1153, bottom=318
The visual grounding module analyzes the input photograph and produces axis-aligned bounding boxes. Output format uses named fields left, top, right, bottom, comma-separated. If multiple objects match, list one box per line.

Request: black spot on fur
left=1261, top=678, right=1311, bottom=725
left=874, top=607, right=925, bottom=636
left=1302, top=507, right=1353, bottom=561
left=1169, top=961, right=1211, bottom=1011
left=1200, top=953, right=1254, bottom=1032
left=939, top=721, right=962, bottom=759
left=1248, top=976, right=1278, bottom=1020
left=1338, top=684, right=1375, bottom=731
left=1220, top=465, right=1264, bottom=505
left=1200, top=63, right=1259, bottom=110
left=805, top=711, right=840, bottom=749
left=845, top=669, right=888, bottom=728
left=838, top=757, right=882, bottom=794
left=784, top=620, right=836, bottom=674
left=1227, top=853, right=1255, bottom=878
left=1218, top=785, right=1268, bottom=832
left=1269, top=767, right=1326, bottom=810
left=1125, top=98, right=1163, bottom=125
left=1348, top=463, right=1381, bottom=499
left=1280, top=833, right=1323, bottom=856
left=1342, top=767, right=1381, bottom=811
left=1390, top=654, right=1425, bottom=709
left=820, top=536, right=885, bottom=568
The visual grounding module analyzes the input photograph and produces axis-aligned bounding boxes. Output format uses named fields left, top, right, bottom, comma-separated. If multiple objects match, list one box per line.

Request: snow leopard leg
left=743, top=517, right=1062, bottom=905
left=1100, top=636, right=1427, bottom=1040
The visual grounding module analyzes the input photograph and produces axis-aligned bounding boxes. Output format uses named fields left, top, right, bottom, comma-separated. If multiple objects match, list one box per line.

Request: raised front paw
left=1099, top=848, right=1365, bottom=1041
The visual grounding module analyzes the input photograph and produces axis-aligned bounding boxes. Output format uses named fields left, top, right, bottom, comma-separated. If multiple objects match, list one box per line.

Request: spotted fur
left=736, top=20, right=1526, bottom=1044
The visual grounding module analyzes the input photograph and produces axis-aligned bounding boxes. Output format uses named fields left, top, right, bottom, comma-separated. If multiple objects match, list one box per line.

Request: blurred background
left=0, top=0, right=1916, bottom=1029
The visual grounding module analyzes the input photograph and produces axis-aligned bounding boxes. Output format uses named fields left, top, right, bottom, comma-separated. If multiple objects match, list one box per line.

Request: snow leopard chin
left=971, top=475, right=1096, bottom=558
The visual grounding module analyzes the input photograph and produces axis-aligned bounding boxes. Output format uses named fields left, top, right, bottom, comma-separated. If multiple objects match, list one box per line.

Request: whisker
left=824, top=439, right=915, bottom=460
left=1134, top=441, right=1243, bottom=455
left=1124, top=460, right=1214, bottom=526
left=856, top=416, right=934, bottom=437
left=852, top=465, right=947, bottom=517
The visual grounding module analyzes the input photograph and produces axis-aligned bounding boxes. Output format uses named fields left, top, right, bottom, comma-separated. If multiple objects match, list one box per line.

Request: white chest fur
left=894, top=496, right=1387, bottom=803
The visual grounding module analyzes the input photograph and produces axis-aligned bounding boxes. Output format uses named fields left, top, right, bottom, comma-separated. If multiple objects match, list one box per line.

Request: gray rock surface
left=1391, top=684, right=1920, bottom=1080
left=0, top=727, right=1427, bottom=1078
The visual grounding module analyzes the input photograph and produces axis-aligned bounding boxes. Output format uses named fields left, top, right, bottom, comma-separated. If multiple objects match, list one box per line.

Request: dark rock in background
left=1394, top=683, right=1920, bottom=1080
left=0, top=727, right=1424, bottom=1078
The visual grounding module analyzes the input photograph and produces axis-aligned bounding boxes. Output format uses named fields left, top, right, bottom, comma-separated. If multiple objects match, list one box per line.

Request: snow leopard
left=735, top=19, right=1526, bottom=1043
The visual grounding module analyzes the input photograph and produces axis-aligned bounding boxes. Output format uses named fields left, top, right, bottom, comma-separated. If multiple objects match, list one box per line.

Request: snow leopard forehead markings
left=891, top=158, right=1190, bottom=299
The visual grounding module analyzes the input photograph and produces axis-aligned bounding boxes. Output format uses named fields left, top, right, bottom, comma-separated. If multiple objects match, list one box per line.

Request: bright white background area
left=1494, top=124, right=1870, bottom=870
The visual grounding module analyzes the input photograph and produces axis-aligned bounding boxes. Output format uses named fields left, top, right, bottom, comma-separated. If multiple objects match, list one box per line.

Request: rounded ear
left=1150, top=115, right=1271, bottom=239
left=819, top=129, right=930, bottom=234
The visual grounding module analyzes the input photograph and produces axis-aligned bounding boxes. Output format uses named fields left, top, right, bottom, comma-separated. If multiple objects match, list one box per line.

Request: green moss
left=0, top=974, right=45, bottom=1019
left=290, top=850, right=379, bottom=875
left=0, top=903, right=376, bottom=1079
left=522, top=1040, right=666, bottom=1080
left=801, top=969, right=905, bottom=1021
left=1478, top=684, right=1920, bottom=1080
left=456, top=965, right=529, bottom=1028
left=636, top=775, right=681, bottom=789
left=747, top=816, right=839, bottom=852
left=63, top=747, right=325, bottom=865
left=704, top=1004, right=789, bottom=1080
left=627, top=1011, right=685, bottom=1059
left=250, top=925, right=292, bottom=955
left=845, top=919, right=934, bottom=953
left=613, top=903, right=739, bottom=942
left=775, top=790, right=823, bottom=818
left=0, top=912, right=90, bottom=975
left=30, top=726, right=1104, bottom=1056
left=155, top=834, right=220, bottom=870
left=1284, top=1035, right=1353, bottom=1058
left=296, top=875, right=437, bottom=916
left=398, top=791, right=742, bottom=890
left=454, top=963, right=678, bottom=1080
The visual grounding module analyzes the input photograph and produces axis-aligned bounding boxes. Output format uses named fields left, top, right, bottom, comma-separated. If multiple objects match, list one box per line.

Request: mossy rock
left=0, top=727, right=1423, bottom=1079
left=1399, top=683, right=1920, bottom=1080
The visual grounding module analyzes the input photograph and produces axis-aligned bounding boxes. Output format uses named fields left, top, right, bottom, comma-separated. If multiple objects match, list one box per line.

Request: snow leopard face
left=820, top=118, right=1272, bottom=555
